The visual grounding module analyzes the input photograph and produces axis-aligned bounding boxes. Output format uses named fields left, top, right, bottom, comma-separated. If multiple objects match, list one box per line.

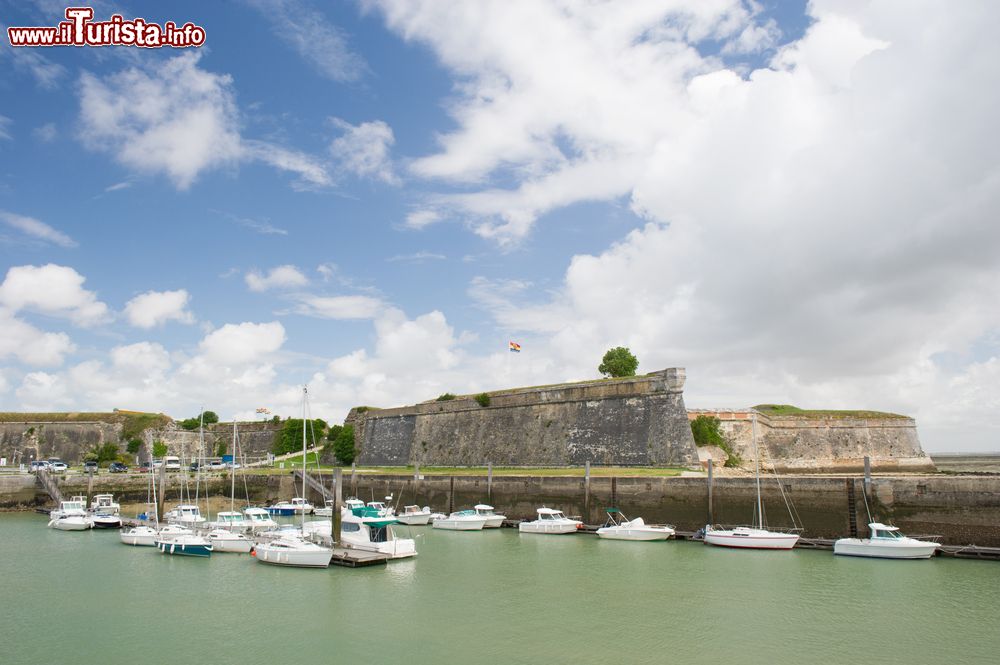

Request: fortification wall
left=687, top=409, right=934, bottom=472
left=354, top=368, right=700, bottom=467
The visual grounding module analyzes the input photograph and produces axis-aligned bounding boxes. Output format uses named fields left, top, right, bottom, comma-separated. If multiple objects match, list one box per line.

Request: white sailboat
left=704, top=413, right=801, bottom=550
left=255, top=386, right=333, bottom=568
left=206, top=421, right=253, bottom=553
left=121, top=456, right=159, bottom=546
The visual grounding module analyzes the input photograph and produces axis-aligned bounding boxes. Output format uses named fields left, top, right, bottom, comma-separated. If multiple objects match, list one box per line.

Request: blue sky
left=1, top=1, right=998, bottom=452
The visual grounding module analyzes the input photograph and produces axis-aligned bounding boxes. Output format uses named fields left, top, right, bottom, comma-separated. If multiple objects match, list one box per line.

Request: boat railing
left=708, top=523, right=804, bottom=534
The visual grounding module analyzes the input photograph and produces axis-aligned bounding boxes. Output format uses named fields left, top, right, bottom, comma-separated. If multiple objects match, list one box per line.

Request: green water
left=1, top=514, right=997, bottom=665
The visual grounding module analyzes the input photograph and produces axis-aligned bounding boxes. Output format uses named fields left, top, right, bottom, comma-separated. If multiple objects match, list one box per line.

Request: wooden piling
left=351, top=462, right=356, bottom=497
left=584, top=461, right=591, bottom=521
left=487, top=462, right=493, bottom=503
left=707, top=458, right=714, bottom=525
left=332, top=467, right=342, bottom=545
left=864, top=455, right=872, bottom=498
left=156, top=465, right=166, bottom=523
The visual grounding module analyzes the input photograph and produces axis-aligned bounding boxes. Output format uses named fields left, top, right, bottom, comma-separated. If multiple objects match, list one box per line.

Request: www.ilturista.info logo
left=7, top=7, right=206, bottom=48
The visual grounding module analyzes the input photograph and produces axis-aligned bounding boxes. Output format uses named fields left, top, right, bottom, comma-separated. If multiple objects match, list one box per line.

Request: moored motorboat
left=314, top=499, right=334, bottom=517
left=165, top=504, right=207, bottom=526
left=91, top=512, right=123, bottom=529
left=156, top=533, right=213, bottom=557
left=433, top=510, right=489, bottom=531
left=207, top=528, right=254, bottom=553
left=90, top=494, right=121, bottom=515
left=48, top=498, right=93, bottom=531
left=834, top=523, right=941, bottom=559
left=596, top=509, right=674, bottom=541
left=518, top=508, right=582, bottom=535
left=339, top=505, right=417, bottom=559
left=120, top=525, right=158, bottom=546
left=244, top=507, right=279, bottom=532
left=474, top=504, right=506, bottom=528
left=254, top=535, right=332, bottom=567
left=267, top=497, right=314, bottom=516
left=207, top=511, right=250, bottom=532
left=395, top=505, right=433, bottom=525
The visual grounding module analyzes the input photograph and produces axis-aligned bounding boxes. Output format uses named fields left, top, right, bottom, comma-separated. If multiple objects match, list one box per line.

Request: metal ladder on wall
left=846, top=478, right=858, bottom=538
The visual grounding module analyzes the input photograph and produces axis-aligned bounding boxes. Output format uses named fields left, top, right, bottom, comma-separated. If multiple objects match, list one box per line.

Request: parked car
left=83, top=461, right=99, bottom=473
left=151, top=459, right=163, bottom=468
left=109, top=462, right=128, bottom=473
left=207, top=460, right=226, bottom=470
left=189, top=461, right=200, bottom=471
left=29, top=460, right=50, bottom=472
left=49, top=461, right=69, bottom=473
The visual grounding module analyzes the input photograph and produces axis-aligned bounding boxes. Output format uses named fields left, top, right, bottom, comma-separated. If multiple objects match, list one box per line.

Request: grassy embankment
left=753, top=404, right=909, bottom=419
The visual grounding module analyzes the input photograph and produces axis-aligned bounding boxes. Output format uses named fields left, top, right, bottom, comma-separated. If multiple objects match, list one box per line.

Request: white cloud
left=249, top=0, right=366, bottom=82
left=78, top=53, right=330, bottom=191
left=0, top=264, right=109, bottom=326
left=78, top=53, right=241, bottom=190
left=386, top=251, right=446, bottom=263
left=0, top=35, right=66, bottom=89
left=245, top=265, right=309, bottom=292
left=0, top=116, right=10, bottom=141
left=104, top=181, right=132, bottom=193
left=404, top=209, right=442, bottom=229
left=0, top=309, right=75, bottom=366
left=124, top=289, right=195, bottom=329
left=330, top=118, right=399, bottom=184
left=290, top=294, right=383, bottom=320
left=33, top=123, right=57, bottom=143
left=0, top=211, right=77, bottom=248
left=198, top=321, right=286, bottom=365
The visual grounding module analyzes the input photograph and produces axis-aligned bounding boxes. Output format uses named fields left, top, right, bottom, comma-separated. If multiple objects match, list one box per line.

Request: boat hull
left=433, top=518, right=487, bottom=531
left=481, top=515, right=505, bottom=528
left=155, top=539, right=213, bottom=557
left=92, top=516, right=122, bottom=529
left=207, top=532, right=253, bottom=553
left=518, top=522, right=581, bottom=535
left=704, top=529, right=799, bottom=550
left=265, top=507, right=295, bottom=517
left=597, top=526, right=674, bottom=541
left=833, top=539, right=940, bottom=559
left=396, top=513, right=432, bottom=526
left=254, top=544, right=332, bottom=568
left=49, top=517, right=92, bottom=531
left=120, top=528, right=158, bottom=546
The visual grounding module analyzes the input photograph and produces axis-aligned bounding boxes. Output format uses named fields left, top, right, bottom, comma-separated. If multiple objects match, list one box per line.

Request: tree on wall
left=690, top=415, right=741, bottom=467
left=126, top=439, right=143, bottom=454
left=152, top=441, right=168, bottom=458
left=332, top=425, right=356, bottom=465
left=272, top=419, right=328, bottom=455
left=598, top=347, right=639, bottom=378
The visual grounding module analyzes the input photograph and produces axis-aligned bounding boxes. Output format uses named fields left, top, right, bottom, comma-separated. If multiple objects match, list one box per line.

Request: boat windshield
left=873, top=529, right=903, bottom=539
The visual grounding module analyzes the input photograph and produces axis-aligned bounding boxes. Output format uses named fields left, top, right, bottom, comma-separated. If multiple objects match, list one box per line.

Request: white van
left=163, top=455, right=181, bottom=470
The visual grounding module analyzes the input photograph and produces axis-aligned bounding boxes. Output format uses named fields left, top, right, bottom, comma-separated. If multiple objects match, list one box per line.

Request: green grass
left=753, top=404, right=909, bottom=419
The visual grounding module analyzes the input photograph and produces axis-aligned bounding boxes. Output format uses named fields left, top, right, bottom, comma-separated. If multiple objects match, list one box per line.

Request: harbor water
left=1, top=513, right=997, bottom=665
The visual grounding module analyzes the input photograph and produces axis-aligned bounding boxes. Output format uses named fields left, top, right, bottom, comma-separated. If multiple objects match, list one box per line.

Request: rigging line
left=860, top=478, right=874, bottom=524
left=762, top=434, right=800, bottom=529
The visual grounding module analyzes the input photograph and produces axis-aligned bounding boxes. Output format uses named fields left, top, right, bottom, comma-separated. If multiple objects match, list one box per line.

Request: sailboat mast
left=753, top=412, right=763, bottom=529
left=302, top=385, right=308, bottom=531
left=231, top=420, right=237, bottom=514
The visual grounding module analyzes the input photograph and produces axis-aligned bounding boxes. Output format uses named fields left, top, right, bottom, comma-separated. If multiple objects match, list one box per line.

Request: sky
left=0, top=0, right=998, bottom=452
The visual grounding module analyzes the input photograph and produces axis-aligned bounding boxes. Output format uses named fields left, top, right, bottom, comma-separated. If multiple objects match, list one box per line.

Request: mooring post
left=707, top=458, right=714, bottom=526
left=86, top=468, right=94, bottom=507
left=487, top=462, right=493, bottom=503
left=332, top=467, right=342, bottom=546
left=351, top=462, right=356, bottom=497
left=584, top=461, right=591, bottom=522
left=863, top=455, right=871, bottom=498
left=156, top=464, right=166, bottom=523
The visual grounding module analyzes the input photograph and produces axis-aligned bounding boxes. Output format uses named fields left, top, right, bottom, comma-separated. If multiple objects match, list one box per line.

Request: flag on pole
left=509, top=341, right=522, bottom=353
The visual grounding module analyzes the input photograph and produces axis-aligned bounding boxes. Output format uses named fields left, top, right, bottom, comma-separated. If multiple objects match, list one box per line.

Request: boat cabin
left=344, top=498, right=365, bottom=511
left=537, top=508, right=568, bottom=520
left=474, top=504, right=496, bottom=516
left=869, top=523, right=905, bottom=540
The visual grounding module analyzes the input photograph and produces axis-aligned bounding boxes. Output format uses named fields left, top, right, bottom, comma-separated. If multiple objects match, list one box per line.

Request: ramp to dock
left=35, top=470, right=63, bottom=504
left=293, top=470, right=330, bottom=501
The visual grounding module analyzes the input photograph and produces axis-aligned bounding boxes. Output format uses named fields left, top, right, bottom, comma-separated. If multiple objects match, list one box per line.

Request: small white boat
left=518, top=508, right=582, bottom=535
left=243, top=507, right=279, bottom=532
left=90, top=494, right=121, bottom=514
left=339, top=506, right=417, bottom=559
left=313, top=499, right=334, bottom=517
left=254, top=535, right=332, bottom=568
left=120, top=525, right=158, bottom=546
left=366, top=500, right=394, bottom=517
left=834, top=523, right=941, bottom=559
left=207, top=528, right=253, bottom=554
left=433, top=510, right=489, bottom=531
left=157, top=524, right=194, bottom=538
left=703, top=525, right=800, bottom=550
left=156, top=533, right=213, bottom=557
left=266, top=497, right=314, bottom=516
left=91, top=513, right=123, bottom=529
left=596, top=509, right=674, bottom=541
left=395, top=505, right=433, bottom=525
left=165, top=504, right=207, bottom=526
left=208, top=511, right=251, bottom=532
left=48, top=498, right=93, bottom=531
left=473, top=504, right=506, bottom=528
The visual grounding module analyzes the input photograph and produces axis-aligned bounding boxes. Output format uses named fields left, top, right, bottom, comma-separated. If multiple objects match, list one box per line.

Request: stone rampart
left=353, top=368, right=699, bottom=467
